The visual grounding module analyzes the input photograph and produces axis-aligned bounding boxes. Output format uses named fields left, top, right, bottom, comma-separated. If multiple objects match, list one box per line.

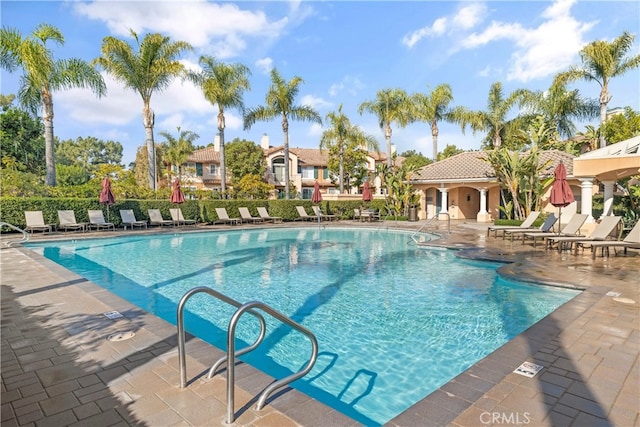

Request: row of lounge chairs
left=487, top=210, right=640, bottom=259
left=23, top=207, right=285, bottom=233
left=294, top=206, right=337, bottom=222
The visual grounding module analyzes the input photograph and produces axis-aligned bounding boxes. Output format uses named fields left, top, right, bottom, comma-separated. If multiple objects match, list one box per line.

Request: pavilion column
left=601, top=180, right=615, bottom=218
left=476, top=187, right=491, bottom=222
left=580, top=178, right=595, bottom=222
left=438, top=188, right=449, bottom=220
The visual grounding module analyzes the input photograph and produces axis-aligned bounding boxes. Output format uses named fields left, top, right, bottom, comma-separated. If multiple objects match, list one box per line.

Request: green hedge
left=0, top=197, right=391, bottom=229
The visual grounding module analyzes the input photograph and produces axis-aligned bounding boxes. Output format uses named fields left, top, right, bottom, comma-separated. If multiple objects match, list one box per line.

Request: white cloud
left=402, top=3, right=487, bottom=48
left=328, top=76, right=364, bottom=97
left=301, top=94, right=332, bottom=110
left=458, top=0, right=595, bottom=82
left=73, top=1, right=289, bottom=58
left=308, top=122, right=323, bottom=137
left=256, top=57, right=274, bottom=74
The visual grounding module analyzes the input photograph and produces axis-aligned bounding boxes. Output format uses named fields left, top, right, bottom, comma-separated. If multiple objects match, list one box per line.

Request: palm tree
left=559, top=31, right=640, bottom=148
left=458, top=82, right=524, bottom=149
left=358, top=88, right=411, bottom=167
left=517, top=77, right=599, bottom=139
left=159, top=126, right=199, bottom=183
left=93, top=30, right=192, bottom=190
left=410, top=83, right=466, bottom=160
left=1, top=23, right=106, bottom=186
left=185, top=56, right=251, bottom=195
left=243, top=68, right=322, bottom=199
left=320, top=104, right=378, bottom=193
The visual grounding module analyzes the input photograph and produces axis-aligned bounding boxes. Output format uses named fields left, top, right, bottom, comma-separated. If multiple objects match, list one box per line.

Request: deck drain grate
left=104, top=311, right=123, bottom=320
left=513, top=361, right=543, bottom=378
left=107, top=331, right=135, bottom=342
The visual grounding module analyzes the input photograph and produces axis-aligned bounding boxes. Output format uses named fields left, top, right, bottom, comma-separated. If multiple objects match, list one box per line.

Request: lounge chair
left=295, top=206, right=315, bottom=221
left=88, top=210, right=116, bottom=231
left=119, top=209, right=147, bottom=230
left=504, top=214, right=557, bottom=242
left=578, top=220, right=640, bottom=259
left=546, top=215, right=622, bottom=253
left=257, top=207, right=282, bottom=223
left=238, top=207, right=264, bottom=224
left=360, top=208, right=380, bottom=222
left=214, top=208, right=240, bottom=225
left=24, top=211, right=54, bottom=233
left=170, top=208, right=197, bottom=226
left=312, top=206, right=337, bottom=221
left=486, top=211, right=540, bottom=238
left=522, top=214, right=587, bottom=248
left=57, top=210, right=87, bottom=232
left=353, top=208, right=362, bottom=221
left=148, top=209, right=173, bottom=227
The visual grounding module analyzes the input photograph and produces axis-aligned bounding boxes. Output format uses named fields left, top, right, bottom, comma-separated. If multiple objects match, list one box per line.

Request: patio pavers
left=1, top=221, right=638, bottom=426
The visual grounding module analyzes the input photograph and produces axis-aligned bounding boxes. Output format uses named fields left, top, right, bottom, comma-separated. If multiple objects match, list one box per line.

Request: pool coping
left=2, top=222, right=638, bottom=426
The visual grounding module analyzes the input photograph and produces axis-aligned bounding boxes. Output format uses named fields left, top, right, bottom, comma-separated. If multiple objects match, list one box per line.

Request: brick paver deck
left=1, top=221, right=638, bottom=426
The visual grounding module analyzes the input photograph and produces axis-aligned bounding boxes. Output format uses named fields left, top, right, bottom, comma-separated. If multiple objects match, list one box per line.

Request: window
left=196, top=163, right=203, bottom=177
left=302, top=188, right=313, bottom=199
left=272, top=157, right=285, bottom=182
left=209, top=164, right=218, bottom=176
left=300, top=166, right=318, bottom=179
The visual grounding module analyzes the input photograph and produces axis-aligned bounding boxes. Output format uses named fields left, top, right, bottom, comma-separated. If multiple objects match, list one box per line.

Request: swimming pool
left=26, top=228, right=580, bottom=425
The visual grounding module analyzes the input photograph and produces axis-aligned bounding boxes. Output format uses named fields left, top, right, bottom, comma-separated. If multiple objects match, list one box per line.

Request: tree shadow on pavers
left=1, top=285, right=147, bottom=426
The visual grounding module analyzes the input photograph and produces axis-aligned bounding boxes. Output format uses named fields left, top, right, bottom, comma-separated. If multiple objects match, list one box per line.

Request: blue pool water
left=27, top=228, right=580, bottom=425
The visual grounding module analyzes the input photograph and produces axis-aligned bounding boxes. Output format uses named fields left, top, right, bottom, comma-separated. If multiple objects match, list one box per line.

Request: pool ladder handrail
left=0, top=222, right=30, bottom=246
left=410, top=211, right=450, bottom=243
left=176, top=286, right=318, bottom=425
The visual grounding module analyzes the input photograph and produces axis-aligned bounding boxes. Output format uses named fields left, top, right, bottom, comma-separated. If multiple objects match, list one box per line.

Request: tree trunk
left=339, top=143, right=344, bottom=193
left=431, top=120, right=439, bottom=161
left=42, top=91, right=56, bottom=186
left=598, top=85, right=611, bottom=148
left=282, top=116, right=290, bottom=199
left=143, top=105, right=156, bottom=190
left=385, top=124, right=392, bottom=168
left=218, top=111, right=226, bottom=195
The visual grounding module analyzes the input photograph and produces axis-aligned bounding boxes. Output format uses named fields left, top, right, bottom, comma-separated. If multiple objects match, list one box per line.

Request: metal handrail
left=0, top=222, right=30, bottom=246
left=176, top=286, right=267, bottom=389
left=411, top=211, right=450, bottom=243
left=226, top=301, right=318, bottom=424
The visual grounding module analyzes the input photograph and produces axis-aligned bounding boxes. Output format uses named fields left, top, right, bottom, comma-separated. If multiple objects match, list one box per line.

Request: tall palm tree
left=93, top=30, right=192, bottom=190
left=243, top=68, right=322, bottom=199
left=185, top=56, right=251, bottom=195
left=358, top=88, right=411, bottom=167
left=320, top=104, right=378, bottom=193
left=410, top=83, right=465, bottom=160
left=1, top=23, right=106, bottom=186
left=159, top=126, right=198, bottom=182
left=518, top=77, right=599, bottom=139
left=458, top=82, right=524, bottom=149
left=559, top=31, right=640, bottom=148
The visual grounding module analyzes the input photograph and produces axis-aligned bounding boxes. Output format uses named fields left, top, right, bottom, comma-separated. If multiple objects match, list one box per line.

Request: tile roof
left=410, top=149, right=575, bottom=182
left=187, top=146, right=220, bottom=163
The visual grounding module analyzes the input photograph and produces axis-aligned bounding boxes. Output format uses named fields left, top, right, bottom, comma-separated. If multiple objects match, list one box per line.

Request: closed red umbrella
left=170, top=179, right=185, bottom=204
left=99, top=177, right=115, bottom=222
left=311, top=181, right=322, bottom=203
left=549, top=162, right=574, bottom=233
left=362, top=181, right=373, bottom=202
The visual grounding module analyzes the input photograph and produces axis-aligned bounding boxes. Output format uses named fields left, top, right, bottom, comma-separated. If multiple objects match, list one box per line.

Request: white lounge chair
left=546, top=216, right=621, bottom=253
left=521, top=214, right=588, bottom=248
left=119, top=209, right=147, bottom=230
left=312, top=206, right=337, bottom=221
left=57, top=210, right=87, bottom=232
left=238, top=207, right=264, bottom=224
left=148, top=209, right=173, bottom=227
left=504, top=214, right=557, bottom=241
left=214, top=208, right=240, bottom=225
left=295, top=206, right=315, bottom=221
left=88, top=210, right=115, bottom=231
left=257, top=207, right=282, bottom=223
left=578, top=220, right=640, bottom=259
left=24, top=211, right=54, bottom=233
left=487, top=211, right=540, bottom=238
left=170, top=208, right=197, bottom=226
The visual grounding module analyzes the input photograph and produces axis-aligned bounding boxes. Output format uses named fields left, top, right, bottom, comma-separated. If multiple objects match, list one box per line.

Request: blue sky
left=2, top=0, right=639, bottom=165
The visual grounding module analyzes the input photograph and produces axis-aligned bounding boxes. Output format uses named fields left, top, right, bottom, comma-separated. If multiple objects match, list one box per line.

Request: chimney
left=261, top=133, right=270, bottom=150
left=214, top=134, right=220, bottom=152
